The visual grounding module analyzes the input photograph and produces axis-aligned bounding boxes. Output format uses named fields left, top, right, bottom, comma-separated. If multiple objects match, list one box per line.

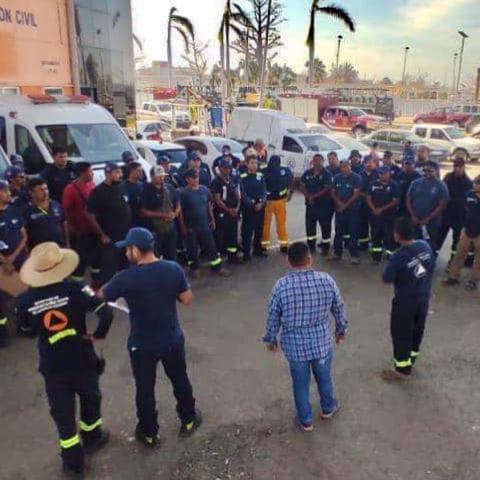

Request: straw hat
left=20, top=242, right=79, bottom=288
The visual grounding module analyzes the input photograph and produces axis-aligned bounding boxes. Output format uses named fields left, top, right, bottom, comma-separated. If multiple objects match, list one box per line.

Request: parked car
left=321, top=105, right=390, bottom=138
left=330, top=133, right=370, bottom=158
left=411, top=124, right=480, bottom=161
left=136, top=120, right=172, bottom=142
left=413, top=106, right=472, bottom=128
left=132, top=140, right=188, bottom=168
left=472, top=123, right=480, bottom=139
left=0, top=94, right=150, bottom=182
left=362, top=129, right=450, bottom=163
left=174, top=136, right=244, bottom=168
left=137, top=101, right=191, bottom=129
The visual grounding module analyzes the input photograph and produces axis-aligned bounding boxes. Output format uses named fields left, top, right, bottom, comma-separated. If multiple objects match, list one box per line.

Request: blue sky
left=132, top=0, right=480, bottom=84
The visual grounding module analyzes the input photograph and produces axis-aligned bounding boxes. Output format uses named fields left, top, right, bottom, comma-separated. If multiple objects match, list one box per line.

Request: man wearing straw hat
left=16, top=242, right=113, bottom=476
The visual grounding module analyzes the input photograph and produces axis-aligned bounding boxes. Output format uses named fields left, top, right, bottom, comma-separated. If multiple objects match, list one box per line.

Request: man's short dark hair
left=287, top=241, right=310, bottom=267
left=394, top=217, right=414, bottom=241
left=184, top=168, right=198, bottom=179
left=126, top=161, right=142, bottom=176
left=52, top=146, right=67, bottom=156
left=327, top=151, right=338, bottom=159
left=28, top=177, right=47, bottom=191
left=75, top=161, right=91, bottom=176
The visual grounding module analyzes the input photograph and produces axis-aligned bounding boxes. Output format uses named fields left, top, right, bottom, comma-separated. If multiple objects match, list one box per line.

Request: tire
left=353, top=126, right=366, bottom=139
left=453, top=148, right=470, bottom=162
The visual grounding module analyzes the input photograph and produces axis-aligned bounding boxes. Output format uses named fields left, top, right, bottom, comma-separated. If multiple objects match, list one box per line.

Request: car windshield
left=153, top=148, right=188, bottom=164
left=36, top=124, right=136, bottom=164
left=444, top=127, right=466, bottom=139
left=349, top=108, right=366, bottom=116
left=334, top=136, right=366, bottom=150
left=212, top=139, right=243, bottom=154
left=299, top=134, right=341, bottom=152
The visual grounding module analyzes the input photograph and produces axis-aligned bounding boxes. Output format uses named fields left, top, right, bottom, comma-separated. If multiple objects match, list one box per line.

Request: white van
left=0, top=95, right=150, bottom=182
left=226, top=107, right=348, bottom=176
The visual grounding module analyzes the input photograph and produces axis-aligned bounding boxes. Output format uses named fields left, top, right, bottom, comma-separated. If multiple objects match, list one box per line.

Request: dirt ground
left=1, top=162, right=479, bottom=480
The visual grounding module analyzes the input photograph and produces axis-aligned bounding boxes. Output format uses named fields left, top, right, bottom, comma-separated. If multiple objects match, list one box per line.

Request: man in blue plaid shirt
left=263, top=241, right=348, bottom=432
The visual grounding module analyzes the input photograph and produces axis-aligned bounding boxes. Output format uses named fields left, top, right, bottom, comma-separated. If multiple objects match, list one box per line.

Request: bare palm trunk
left=259, top=0, right=272, bottom=105
left=226, top=18, right=231, bottom=100
left=220, top=33, right=226, bottom=107
left=245, top=29, right=249, bottom=89
left=308, top=12, right=315, bottom=87
left=167, top=17, right=173, bottom=88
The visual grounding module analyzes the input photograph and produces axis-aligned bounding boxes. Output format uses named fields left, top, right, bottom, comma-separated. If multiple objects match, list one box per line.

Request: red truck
left=413, top=106, right=471, bottom=128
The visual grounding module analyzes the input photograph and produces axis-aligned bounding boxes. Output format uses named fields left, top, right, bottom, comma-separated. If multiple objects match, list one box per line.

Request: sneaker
left=62, top=463, right=85, bottom=479
left=380, top=369, right=410, bottom=382
left=319, top=404, right=340, bottom=420
left=135, top=425, right=162, bottom=448
left=465, top=280, right=478, bottom=291
left=350, top=257, right=360, bottom=265
left=214, top=268, right=231, bottom=277
left=253, top=250, right=268, bottom=258
left=294, top=417, right=314, bottom=432
left=442, top=277, right=460, bottom=286
left=83, top=429, right=110, bottom=455
left=179, top=409, right=203, bottom=438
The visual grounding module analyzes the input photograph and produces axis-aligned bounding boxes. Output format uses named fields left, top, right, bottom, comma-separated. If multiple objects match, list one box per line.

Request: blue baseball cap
left=115, top=227, right=155, bottom=250
left=121, top=150, right=135, bottom=162
left=4, top=165, right=24, bottom=181
left=0, top=179, right=9, bottom=191
left=105, top=162, right=120, bottom=174
left=383, top=150, right=393, bottom=158
left=378, top=166, right=390, bottom=174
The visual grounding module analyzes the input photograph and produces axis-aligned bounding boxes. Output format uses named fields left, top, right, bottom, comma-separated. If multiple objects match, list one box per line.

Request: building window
left=44, top=87, right=64, bottom=95
left=1, top=87, right=19, bottom=95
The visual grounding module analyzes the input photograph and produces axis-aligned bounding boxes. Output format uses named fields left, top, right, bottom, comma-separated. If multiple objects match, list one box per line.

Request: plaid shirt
left=263, top=269, right=348, bottom=362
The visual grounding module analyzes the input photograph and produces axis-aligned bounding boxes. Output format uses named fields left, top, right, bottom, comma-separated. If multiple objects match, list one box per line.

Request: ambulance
left=0, top=94, right=150, bottom=182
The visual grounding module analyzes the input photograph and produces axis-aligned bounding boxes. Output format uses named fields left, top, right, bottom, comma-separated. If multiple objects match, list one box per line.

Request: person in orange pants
left=262, top=155, right=293, bottom=253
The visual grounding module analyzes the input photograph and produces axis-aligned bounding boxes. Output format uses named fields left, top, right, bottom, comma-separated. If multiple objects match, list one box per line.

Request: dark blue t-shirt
left=180, top=186, right=212, bottom=231
left=332, top=172, right=362, bottom=208
left=0, top=205, right=27, bottom=269
left=24, top=201, right=65, bottom=249
left=382, top=240, right=435, bottom=298
left=407, top=177, right=449, bottom=223
left=103, top=260, right=190, bottom=352
left=367, top=180, right=399, bottom=210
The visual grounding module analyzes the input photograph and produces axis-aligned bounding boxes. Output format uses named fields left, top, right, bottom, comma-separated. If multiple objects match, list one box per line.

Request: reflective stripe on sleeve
left=70, top=275, right=85, bottom=282
left=59, top=434, right=80, bottom=449
left=48, top=329, right=77, bottom=345
left=94, top=303, right=106, bottom=313
left=79, top=418, right=102, bottom=432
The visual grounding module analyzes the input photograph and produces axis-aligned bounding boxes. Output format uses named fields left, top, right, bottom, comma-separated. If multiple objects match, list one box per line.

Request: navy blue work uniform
left=179, top=186, right=222, bottom=272
left=437, top=172, right=473, bottom=258
left=179, top=164, right=212, bottom=188
left=351, top=163, right=364, bottom=175
left=211, top=175, right=240, bottom=259
left=141, top=183, right=179, bottom=261
left=396, top=170, right=421, bottom=217
left=17, top=282, right=113, bottom=471
left=382, top=240, right=435, bottom=375
left=212, top=155, right=241, bottom=175
left=386, top=163, right=401, bottom=179
left=332, top=172, right=362, bottom=259
left=40, top=162, right=76, bottom=203
left=367, top=179, right=399, bottom=261
left=358, top=169, right=378, bottom=250
left=10, top=186, right=30, bottom=214
left=300, top=168, right=333, bottom=253
left=0, top=205, right=27, bottom=270
left=240, top=171, right=267, bottom=259
left=24, top=201, right=65, bottom=249
left=407, top=177, right=450, bottom=252
left=121, top=180, right=144, bottom=227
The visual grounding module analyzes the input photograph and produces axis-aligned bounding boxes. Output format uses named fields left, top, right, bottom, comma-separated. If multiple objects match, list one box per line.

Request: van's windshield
left=36, top=124, right=136, bottom=164
left=298, top=134, right=342, bottom=152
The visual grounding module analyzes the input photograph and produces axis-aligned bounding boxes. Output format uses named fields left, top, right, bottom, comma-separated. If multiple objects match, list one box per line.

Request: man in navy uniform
left=326, top=151, right=341, bottom=177
left=300, top=154, right=333, bottom=255
left=331, top=160, right=363, bottom=264
left=382, top=151, right=401, bottom=179
left=396, top=157, right=421, bottom=218
left=382, top=218, right=435, bottom=381
left=349, top=150, right=364, bottom=174
left=40, top=146, right=76, bottom=203
left=4, top=165, right=29, bottom=213
left=17, top=242, right=113, bottom=475
left=358, top=155, right=379, bottom=251
left=366, top=166, right=400, bottom=263
left=240, top=153, right=267, bottom=261
left=212, top=144, right=241, bottom=176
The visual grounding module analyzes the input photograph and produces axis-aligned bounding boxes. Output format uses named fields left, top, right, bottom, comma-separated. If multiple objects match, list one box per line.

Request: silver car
left=361, top=129, right=450, bottom=163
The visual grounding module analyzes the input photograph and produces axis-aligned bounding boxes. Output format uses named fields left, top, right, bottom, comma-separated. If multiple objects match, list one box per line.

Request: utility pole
left=245, top=27, right=249, bottom=89
left=66, top=0, right=81, bottom=95
left=259, top=0, right=272, bottom=106
left=335, top=35, right=343, bottom=71
left=475, top=68, right=480, bottom=103
left=456, top=31, right=468, bottom=94
left=402, top=46, right=410, bottom=85
left=452, top=53, right=458, bottom=93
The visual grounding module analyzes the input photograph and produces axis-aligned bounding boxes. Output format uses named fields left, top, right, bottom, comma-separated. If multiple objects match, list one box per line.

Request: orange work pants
left=262, top=199, right=289, bottom=248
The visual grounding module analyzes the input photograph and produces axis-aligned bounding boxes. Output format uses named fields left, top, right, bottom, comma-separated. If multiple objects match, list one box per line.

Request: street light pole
left=452, top=52, right=458, bottom=93
left=402, top=46, right=410, bottom=85
left=456, top=31, right=468, bottom=94
left=335, top=35, right=343, bottom=70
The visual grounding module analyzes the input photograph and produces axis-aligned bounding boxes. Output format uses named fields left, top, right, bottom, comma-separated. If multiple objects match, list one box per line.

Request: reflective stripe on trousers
left=80, top=418, right=102, bottom=432
left=60, top=434, right=81, bottom=449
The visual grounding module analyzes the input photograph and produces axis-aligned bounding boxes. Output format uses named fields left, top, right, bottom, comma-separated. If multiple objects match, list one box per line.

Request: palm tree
left=167, top=7, right=195, bottom=88
left=305, top=58, right=327, bottom=84
left=306, top=1, right=355, bottom=87
left=218, top=1, right=252, bottom=101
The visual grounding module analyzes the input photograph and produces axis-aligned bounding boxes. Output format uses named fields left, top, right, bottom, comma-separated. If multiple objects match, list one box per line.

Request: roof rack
left=27, top=94, right=91, bottom=105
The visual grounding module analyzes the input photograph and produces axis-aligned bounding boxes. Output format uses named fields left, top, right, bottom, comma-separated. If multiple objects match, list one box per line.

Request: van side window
left=282, top=136, right=303, bottom=153
left=415, top=128, right=427, bottom=138
left=0, top=116, right=6, bottom=152
left=15, top=125, right=45, bottom=174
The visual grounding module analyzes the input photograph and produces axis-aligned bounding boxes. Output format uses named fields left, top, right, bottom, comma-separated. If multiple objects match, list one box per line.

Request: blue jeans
left=288, top=350, right=338, bottom=424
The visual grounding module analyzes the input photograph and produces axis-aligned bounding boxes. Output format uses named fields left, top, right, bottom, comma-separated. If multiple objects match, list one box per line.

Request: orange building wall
left=0, top=0, right=73, bottom=91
